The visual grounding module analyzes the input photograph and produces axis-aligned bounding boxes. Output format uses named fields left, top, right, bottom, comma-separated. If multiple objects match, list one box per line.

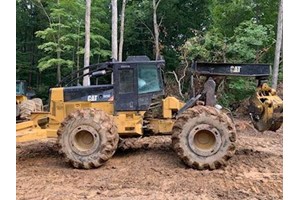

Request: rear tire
left=172, top=105, right=236, bottom=170
left=57, top=108, right=119, bottom=169
left=32, top=98, right=43, bottom=111
left=19, top=100, right=36, bottom=120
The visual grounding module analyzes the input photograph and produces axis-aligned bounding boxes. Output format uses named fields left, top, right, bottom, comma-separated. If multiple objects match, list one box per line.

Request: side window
left=16, top=83, right=20, bottom=94
left=138, top=65, right=161, bottom=94
left=119, top=69, right=134, bottom=94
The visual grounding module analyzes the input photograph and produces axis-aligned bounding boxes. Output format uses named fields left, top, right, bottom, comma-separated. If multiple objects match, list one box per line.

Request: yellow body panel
left=16, top=95, right=27, bottom=104
left=162, top=96, right=185, bottom=118
left=50, top=87, right=114, bottom=121
left=17, top=129, right=48, bottom=143
left=64, top=102, right=114, bottom=116
left=16, top=121, right=46, bottom=142
left=16, top=87, right=187, bottom=142
left=249, top=83, right=283, bottom=131
left=147, top=119, right=175, bottom=134
left=114, top=112, right=145, bottom=136
left=49, top=88, right=64, bottom=122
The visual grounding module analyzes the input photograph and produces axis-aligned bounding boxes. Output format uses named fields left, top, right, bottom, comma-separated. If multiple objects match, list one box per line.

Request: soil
left=16, top=118, right=283, bottom=200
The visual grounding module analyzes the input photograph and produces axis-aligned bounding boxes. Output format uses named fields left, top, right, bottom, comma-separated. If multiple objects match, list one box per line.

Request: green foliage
left=181, top=20, right=274, bottom=108
left=35, top=1, right=76, bottom=73
left=227, top=19, right=275, bottom=62
left=182, top=19, right=275, bottom=63
left=37, top=57, right=74, bottom=71
left=16, top=0, right=281, bottom=104
left=181, top=28, right=228, bottom=62
left=218, top=77, right=256, bottom=108
left=179, top=1, right=278, bottom=109
left=209, top=0, right=255, bottom=36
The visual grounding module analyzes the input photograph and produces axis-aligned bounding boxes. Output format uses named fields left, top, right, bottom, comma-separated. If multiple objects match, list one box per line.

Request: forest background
left=16, top=0, right=282, bottom=109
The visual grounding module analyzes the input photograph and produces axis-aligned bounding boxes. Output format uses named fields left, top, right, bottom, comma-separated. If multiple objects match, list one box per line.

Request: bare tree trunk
left=166, top=58, right=189, bottom=100
left=83, top=0, right=91, bottom=86
left=118, top=0, right=127, bottom=61
left=76, top=22, right=81, bottom=85
left=77, top=54, right=80, bottom=85
left=57, top=51, right=61, bottom=83
left=70, top=50, right=74, bottom=84
left=57, top=0, right=61, bottom=84
left=153, top=0, right=162, bottom=60
left=111, top=0, right=118, bottom=60
left=272, top=0, right=283, bottom=89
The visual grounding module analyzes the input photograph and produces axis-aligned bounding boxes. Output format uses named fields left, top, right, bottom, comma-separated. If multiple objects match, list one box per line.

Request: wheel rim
left=70, top=125, right=100, bottom=156
left=188, top=124, right=222, bottom=157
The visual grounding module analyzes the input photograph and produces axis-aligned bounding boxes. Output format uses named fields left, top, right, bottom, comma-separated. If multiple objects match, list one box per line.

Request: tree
left=181, top=18, right=276, bottom=108
left=228, top=19, right=275, bottom=63
left=111, top=0, right=118, bottom=60
left=166, top=45, right=189, bottom=99
left=16, top=0, right=47, bottom=87
left=89, top=0, right=111, bottom=63
left=83, top=0, right=92, bottom=86
left=152, top=0, right=162, bottom=60
left=118, top=0, right=127, bottom=61
left=272, top=0, right=283, bottom=89
left=123, top=0, right=210, bottom=68
left=35, top=0, right=74, bottom=83
left=16, top=0, right=281, bottom=102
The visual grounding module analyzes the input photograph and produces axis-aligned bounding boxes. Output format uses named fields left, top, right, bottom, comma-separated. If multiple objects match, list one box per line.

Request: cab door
left=113, top=63, right=138, bottom=111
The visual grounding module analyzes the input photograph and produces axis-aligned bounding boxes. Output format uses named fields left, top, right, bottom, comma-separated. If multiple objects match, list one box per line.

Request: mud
left=16, top=119, right=282, bottom=200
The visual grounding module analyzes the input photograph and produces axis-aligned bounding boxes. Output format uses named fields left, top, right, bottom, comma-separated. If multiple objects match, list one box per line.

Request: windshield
left=138, top=64, right=161, bottom=94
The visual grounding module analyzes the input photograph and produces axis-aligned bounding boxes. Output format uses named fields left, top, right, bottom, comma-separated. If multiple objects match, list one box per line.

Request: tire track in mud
left=17, top=120, right=282, bottom=200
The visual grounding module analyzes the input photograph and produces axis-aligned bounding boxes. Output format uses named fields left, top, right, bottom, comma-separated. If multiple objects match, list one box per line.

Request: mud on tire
left=19, top=100, right=36, bottom=120
left=57, top=108, right=119, bottom=169
left=32, top=98, right=43, bottom=111
left=172, top=105, right=236, bottom=170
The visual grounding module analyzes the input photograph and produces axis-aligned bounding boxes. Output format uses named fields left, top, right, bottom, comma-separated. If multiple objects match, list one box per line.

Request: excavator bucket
left=249, top=83, right=283, bottom=132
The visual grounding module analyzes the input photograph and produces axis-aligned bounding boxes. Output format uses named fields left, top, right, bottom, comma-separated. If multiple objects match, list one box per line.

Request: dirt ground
left=16, top=118, right=283, bottom=200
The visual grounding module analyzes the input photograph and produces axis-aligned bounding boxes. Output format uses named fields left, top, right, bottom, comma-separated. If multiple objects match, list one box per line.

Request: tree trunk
left=76, top=22, right=81, bottom=85
left=111, top=0, right=118, bottom=60
left=153, top=0, right=161, bottom=60
left=118, top=0, right=127, bottom=61
left=83, top=0, right=91, bottom=86
left=57, top=0, right=61, bottom=84
left=272, top=0, right=283, bottom=89
left=57, top=51, right=61, bottom=83
left=77, top=53, right=80, bottom=85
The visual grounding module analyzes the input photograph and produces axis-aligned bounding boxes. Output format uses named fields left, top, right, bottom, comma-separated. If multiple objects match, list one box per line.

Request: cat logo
left=87, top=95, right=98, bottom=101
left=230, top=66, right=241, bottom=73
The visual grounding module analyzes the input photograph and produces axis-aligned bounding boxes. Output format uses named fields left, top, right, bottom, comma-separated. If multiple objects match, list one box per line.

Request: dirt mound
left=17, top=119, right=282, bottom=200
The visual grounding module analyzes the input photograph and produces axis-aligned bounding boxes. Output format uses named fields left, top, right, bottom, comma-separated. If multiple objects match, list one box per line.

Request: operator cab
left=113, top=56, right=165, bottom=111
left=16, top=80, right=27, bottom=96
left=16, top=80, right=36, bottom=98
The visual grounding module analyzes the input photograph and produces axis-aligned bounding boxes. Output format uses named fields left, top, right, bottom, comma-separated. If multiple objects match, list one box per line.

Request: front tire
left=57, top=108, right=119, bottom=169
left=172, top=106, right=236, bottom=170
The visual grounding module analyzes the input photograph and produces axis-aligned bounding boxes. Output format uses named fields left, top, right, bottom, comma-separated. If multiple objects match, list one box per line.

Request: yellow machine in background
left=16, top=80, right=43, bottom=121
left=16, top=56, right=283, bottom=170
left=16, top=80, right=30, bottom=116
left=249, top=83, right=283, bottom=132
